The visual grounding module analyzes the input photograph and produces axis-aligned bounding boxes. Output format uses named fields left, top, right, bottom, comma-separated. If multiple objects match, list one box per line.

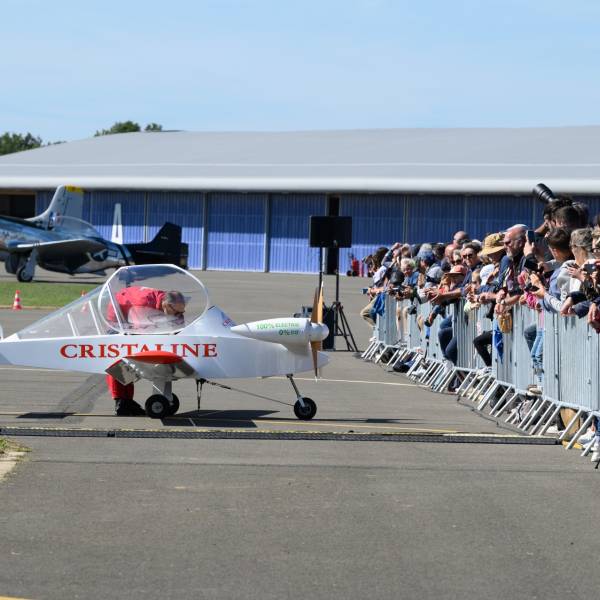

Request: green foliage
left=94, top=121, right=164, bottom=136
left=0, top=281, right=99, bottom=308
left=0, top=132, right=43, bottom=156
left=94, top=120, right=141, bottom=136
left=144, top=122, right=163, bottom=132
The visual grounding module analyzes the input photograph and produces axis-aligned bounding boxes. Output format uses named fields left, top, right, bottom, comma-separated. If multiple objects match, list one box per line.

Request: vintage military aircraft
left=0, top=185, right=188, bottom=282
left=0, top=264, right=329, bottom=419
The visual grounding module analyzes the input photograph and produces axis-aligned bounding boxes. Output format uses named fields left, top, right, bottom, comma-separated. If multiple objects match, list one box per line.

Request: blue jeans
left=531, top=329, right=544, bottom=384
left=438, top=316, right=457, bottom=364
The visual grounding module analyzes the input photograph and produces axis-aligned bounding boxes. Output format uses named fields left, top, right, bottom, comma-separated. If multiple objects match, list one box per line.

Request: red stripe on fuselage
left=127, top=351, right=184, bottom=364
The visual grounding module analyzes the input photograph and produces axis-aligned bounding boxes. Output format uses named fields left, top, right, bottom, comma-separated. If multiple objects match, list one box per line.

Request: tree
left=94, top=121, right=164, bottom=136
left=144, top=123, right=163, bottom=132
left=0, top=132, right=43, bottom=156
left=94, top=121, right=141, bottom=136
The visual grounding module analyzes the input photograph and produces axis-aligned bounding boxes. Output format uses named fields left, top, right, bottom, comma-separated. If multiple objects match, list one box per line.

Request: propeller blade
left=311, top=283, right=324, bottom=378
left=311, top=283, right=324, bottom=324
left=311, top=341, right=320, bottom=379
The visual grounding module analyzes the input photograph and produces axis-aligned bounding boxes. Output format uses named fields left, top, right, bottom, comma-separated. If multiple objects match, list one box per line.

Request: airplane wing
left=6, top=238, right=107, bottom=260
left=105, top=351, right=197, bottom=386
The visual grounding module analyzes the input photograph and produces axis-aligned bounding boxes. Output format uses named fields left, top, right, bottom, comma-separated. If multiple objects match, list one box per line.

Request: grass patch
left=0, top=438, right=30, bottom=455
left=0, top=281, right=99, bottom=308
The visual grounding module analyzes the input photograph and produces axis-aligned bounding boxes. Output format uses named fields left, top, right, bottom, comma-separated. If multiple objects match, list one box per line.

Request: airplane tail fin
left=125, top=223, right=189, bottom=268
left=29, top=185, right=84, bottom=229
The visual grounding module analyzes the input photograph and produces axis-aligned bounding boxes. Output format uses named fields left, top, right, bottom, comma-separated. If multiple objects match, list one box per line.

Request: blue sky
left=1, top=0, right=599, bottom=141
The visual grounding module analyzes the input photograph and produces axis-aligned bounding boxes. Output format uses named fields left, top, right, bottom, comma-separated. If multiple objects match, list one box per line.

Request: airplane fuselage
left=0, top=215, right=130, bottom=274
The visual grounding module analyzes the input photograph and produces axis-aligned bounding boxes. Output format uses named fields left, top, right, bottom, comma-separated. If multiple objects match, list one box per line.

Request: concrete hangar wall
left=3, top=127, right=600, bottom=273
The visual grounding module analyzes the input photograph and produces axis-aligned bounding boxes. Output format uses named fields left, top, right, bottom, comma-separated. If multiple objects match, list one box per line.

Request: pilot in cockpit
left=106, top=286, right=186, bottom=416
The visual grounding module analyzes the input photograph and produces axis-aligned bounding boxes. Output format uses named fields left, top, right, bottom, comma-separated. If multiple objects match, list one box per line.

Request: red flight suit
left=106, top=286, right=166, bottom=400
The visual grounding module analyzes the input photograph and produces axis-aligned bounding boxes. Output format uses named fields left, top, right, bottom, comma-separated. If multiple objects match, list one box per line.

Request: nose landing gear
left=287, top=374, right=317, bottom=420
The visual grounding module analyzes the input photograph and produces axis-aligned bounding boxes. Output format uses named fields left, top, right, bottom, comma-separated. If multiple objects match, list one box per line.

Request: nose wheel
left=145, top=393, right=180, bottom=418
left=287, top=374, right=318, bottom=420
left=294, top=397, right=317, bottom=420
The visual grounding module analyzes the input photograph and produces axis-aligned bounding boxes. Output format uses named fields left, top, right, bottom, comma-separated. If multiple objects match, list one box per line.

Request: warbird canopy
left=0, top=265, right=329, bottom=420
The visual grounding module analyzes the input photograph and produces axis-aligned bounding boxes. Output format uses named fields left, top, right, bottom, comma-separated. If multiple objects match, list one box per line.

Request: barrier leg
left=491, top=389, right=518, bottom=418
left=476, top=381, right=500, bottom=411
left=386, top=348, right=414, bottom=371
left=456, top=371, right=477, bottom=396
left=565, top=413, right=594, bottom=450
left=581, top=437, right=596, bottom=457
left=518, top=397, right=546, bottom=431
left=410, top=358, right=434, bottom=381
left=406, top=354, right=424, bottom=377
left=530, top=402, right=560, bottom=435
left=421, top=362, right=443, bottom=386
left=364, top=342, right=383, bottom=361
left=481, top=386, right=511, bottom=414
left=361, top=339, right=377, bottom=359
left=535, top=404, right=562, bottom=435
left=468, top=375, right=495, bottom=404
left=433, top=368, right=457, bottom=393
left=386, top=347, right=405, bottom=369
left=559, top=409, right=583, bottom=442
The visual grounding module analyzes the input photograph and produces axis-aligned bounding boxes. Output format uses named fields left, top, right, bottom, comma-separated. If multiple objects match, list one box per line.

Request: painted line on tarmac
left=0, top=411, right=457, bottom=434
left=273, top=376, right=417, bottom=387
left=0, top=425, right=558, bottom=444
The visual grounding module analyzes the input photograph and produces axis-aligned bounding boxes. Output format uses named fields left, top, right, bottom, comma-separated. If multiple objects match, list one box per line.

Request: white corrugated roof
left=0, top=127, right=599, bottom=194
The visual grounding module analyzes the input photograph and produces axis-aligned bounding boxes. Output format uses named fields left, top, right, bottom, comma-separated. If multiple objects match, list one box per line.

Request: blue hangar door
left=339, top=194, right=405, bottom=269
left=90, top=191, right=146, bottom=244
left=268, top=194, right=326, bottom=273
left=146, top=192, right=203, bottom=269
left=205, top=193, right=266, bottom=271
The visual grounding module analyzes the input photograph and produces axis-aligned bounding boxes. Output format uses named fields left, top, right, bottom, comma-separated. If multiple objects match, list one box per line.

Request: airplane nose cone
left=309, top=322, right=329, bottom=342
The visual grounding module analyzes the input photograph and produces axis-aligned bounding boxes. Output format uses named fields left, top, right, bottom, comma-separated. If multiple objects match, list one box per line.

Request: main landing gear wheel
left=145, top=394, right=171, bottom=419
left=16, top=266, right=33, bottom=283
left=167, top=393, right=180, bottom=416
left=294, top=397, right=317, bottom=420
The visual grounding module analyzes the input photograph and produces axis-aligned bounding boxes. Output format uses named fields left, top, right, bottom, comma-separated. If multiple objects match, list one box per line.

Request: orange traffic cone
left=80, top=289, right=88, bottom=313
left=12, top=289, right=22, bottom=310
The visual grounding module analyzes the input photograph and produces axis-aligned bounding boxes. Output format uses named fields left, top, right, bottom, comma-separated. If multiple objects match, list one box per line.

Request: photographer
left=389, top=258, right=419, bottom=344
left=470, top=233, right=505, bottom=369
left=359, top=246, right=389, bottom=327
left=560, top=228, right=596, bottom=317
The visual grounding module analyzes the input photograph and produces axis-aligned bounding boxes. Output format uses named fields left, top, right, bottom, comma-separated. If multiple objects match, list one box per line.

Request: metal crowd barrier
left=362, top=296, right=600, bottom=457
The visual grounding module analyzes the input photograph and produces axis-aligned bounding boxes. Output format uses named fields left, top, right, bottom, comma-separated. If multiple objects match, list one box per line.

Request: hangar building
left=0, top=127, right=599, bottom=272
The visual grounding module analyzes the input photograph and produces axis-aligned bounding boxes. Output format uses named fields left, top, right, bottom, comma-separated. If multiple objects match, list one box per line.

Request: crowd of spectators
left=359, top=191, right=600, bottom=458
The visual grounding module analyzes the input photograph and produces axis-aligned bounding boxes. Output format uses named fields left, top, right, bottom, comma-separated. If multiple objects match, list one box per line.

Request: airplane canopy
left=98, top=265, right=209, bottom=334
left=16, top=265, right=210, bottom=339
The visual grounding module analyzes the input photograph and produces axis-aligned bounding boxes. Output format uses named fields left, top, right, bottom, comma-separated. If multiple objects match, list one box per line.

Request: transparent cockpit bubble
left=17, top=286, right=106, bottom=339
left=53, top=215, right=103, bottom=239
left=97, top=265, right=210, bottom=335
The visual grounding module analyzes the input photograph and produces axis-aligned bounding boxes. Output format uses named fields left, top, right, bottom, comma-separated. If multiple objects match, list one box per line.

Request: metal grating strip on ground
left=0, top=426, right=558, bottom=444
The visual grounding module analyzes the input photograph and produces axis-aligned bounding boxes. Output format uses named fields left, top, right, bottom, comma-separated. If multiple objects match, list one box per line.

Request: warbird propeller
left=0, top=265, right=329, bottom=420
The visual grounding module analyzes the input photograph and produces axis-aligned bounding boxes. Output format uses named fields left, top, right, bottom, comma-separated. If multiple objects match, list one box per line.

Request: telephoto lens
left=532, top=183, right=556, bottom=204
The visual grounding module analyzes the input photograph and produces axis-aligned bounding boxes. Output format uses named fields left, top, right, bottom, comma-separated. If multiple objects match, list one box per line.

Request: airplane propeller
left=310, top=283, right=324, bottom=378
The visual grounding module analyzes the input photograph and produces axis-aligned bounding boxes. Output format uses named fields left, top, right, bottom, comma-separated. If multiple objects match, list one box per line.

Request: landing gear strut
left=287, top=374, right=317, bottom=420
left=145, top=380, right=179, bottom=419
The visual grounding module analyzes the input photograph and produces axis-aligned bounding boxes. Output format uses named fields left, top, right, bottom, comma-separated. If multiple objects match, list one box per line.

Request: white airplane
left=0, top=265, right=329, bottom=420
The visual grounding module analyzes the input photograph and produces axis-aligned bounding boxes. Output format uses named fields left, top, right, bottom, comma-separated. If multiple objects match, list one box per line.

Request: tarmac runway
left=1, top=270, right=600, bottom=599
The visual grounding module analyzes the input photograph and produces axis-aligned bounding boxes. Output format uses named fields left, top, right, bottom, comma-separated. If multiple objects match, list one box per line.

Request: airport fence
left=361, top=294, right=600, bottom=457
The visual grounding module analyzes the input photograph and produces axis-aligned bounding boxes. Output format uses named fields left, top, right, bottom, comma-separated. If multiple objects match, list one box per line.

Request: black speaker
left=309, top=216, right=352, bottom=248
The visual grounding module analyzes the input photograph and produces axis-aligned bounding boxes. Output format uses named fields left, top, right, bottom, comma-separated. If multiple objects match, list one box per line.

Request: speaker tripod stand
left=318, top=247, right=359, bottom=352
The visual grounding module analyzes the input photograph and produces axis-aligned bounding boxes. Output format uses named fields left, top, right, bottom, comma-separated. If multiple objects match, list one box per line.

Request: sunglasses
left=462, top=253, right=476, bottom=258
